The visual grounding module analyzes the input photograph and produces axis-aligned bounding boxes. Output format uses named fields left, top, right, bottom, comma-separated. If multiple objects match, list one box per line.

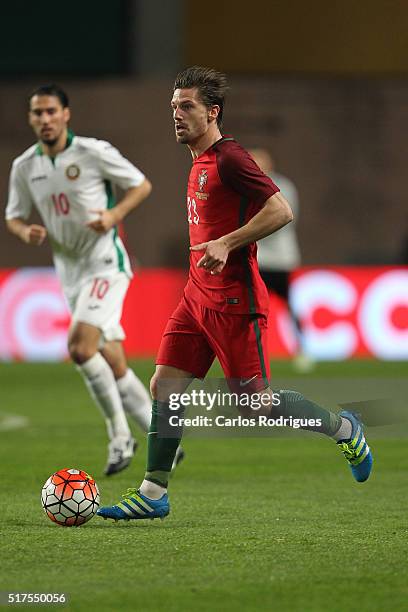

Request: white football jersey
left=6, top=132, right=145, bottom=297
left=257, top=171, right=301, bottom=271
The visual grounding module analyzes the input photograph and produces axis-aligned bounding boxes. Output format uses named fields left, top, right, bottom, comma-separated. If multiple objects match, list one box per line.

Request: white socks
left=139, top=480, right=167, bottom=500
left=332, top=416, right=353, bottom=442
left=78, top=353, right=131, bottom=440
left=116, top=369, right=152, bottom=432
left=78, top=356, right=151, bottom=445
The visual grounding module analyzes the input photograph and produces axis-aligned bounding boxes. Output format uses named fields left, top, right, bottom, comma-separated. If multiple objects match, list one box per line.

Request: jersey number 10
left=90, top=278, right=110, bottom=300
left=52, top=193, right=70, bottom=216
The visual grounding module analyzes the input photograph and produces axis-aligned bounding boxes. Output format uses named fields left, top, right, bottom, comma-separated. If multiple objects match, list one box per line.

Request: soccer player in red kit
left=98, top=67, right=373, bottom=522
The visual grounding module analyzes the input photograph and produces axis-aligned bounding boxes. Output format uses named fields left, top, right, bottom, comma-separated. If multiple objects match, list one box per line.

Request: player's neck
left=188, top=125, right=222, bottom=159
left=40, top=128, right=69, bottom=158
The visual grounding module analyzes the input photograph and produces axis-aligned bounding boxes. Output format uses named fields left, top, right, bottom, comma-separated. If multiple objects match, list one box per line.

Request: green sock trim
left=145, top=473, right=170, bottom=488
left=278, top=389, right=341, bottom=436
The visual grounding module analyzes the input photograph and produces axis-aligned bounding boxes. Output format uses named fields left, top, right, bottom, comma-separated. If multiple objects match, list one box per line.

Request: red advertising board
left=0, top=267, right=406, bottom=361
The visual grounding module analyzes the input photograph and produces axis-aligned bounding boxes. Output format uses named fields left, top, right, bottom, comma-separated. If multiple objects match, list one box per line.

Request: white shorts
left=67, top=272, right=130, bottom=342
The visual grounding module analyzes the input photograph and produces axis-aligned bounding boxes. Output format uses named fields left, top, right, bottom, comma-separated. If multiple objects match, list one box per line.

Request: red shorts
left=156, top=295, right=270, bottom=390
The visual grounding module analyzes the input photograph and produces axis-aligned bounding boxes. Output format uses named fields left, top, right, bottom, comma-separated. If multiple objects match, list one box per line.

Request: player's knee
left=150, top=371, right=172, bottom=401
left=68, top=339, right=97, bottom=365
left=107, top=358, right=127, bottom=380
left=150, top=374, right=158, bottom=400
left=112, top=364, right=128, bottom=380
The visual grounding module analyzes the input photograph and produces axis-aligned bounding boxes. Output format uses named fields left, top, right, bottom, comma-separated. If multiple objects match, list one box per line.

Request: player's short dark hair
left=174, top=66, right=228, bottom=127
left=29, top=84, right=69, bottom=108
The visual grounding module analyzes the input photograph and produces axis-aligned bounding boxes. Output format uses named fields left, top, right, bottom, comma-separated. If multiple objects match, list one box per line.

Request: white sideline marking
left=0, top=412, right=29, bottom=432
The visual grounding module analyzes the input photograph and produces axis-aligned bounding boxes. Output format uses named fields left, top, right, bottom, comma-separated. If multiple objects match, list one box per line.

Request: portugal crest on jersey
left=66, top=164, right=81, bottom=180
left=196, top=169, right=209, bottom=200
left=198, top=169, right=207, bottom=191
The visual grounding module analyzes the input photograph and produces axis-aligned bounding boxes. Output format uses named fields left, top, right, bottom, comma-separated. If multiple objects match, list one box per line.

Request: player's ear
left=63, top=107, right=71, bottom=123
left=208, top=105, right=220, bottom=123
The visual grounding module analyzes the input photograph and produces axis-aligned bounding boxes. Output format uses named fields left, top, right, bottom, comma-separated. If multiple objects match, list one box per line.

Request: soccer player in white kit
left=5, top=85, right=173, bottom=476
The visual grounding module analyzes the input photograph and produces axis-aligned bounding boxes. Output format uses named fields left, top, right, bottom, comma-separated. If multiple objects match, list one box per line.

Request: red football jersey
left=184, top=137, right=279, bottom=315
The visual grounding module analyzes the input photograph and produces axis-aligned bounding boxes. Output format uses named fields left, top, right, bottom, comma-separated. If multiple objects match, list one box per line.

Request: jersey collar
left=211, top=135, right=234, bottom=149
left=35, top=128, right=75, bottom=156
left=194, top=135, right=235, bottom=162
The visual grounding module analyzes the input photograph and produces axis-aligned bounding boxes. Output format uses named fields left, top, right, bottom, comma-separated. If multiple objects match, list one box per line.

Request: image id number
left=4, top=592, right=67, bottom=605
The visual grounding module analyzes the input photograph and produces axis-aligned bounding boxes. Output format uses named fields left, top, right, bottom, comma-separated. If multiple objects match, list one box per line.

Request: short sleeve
left=216, top=141, right=279, bottom=204
left=5, top=162, right=33, bottom=220
left=96, top=141, right=146, bottom=191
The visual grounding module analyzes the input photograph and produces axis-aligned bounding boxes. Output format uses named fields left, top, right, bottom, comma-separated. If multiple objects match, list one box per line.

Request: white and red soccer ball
left=41, top=468, right=100, bottom=527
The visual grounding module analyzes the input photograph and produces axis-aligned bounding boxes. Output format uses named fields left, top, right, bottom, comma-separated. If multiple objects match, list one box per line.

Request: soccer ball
left=41, top=468, right=100, bottom=527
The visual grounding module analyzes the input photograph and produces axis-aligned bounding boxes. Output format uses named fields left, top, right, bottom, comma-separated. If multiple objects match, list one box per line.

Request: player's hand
left=190, top=239, right=230, bottom=275
left=86, top=209, right=117, bottom=233
left=87, top=209, right=117, bottom=233
left=22, top=224, right=47, bottom=246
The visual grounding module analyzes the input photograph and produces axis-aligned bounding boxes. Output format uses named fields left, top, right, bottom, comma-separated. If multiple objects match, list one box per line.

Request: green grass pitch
left=1, top=360, right=407, bottom=611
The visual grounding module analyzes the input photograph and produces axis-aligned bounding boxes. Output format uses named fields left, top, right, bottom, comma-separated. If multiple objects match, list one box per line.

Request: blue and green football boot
left=97, top=488, right=169, bottom=522
left=337, top=410, right=373, bottom=482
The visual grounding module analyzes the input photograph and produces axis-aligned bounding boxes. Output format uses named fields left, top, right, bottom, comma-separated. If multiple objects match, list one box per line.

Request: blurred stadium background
left=0, top=0, right=407, bottom=363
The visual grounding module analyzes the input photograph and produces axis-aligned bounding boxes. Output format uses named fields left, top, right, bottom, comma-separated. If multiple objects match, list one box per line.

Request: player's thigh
left=70, top=273, right=129, bottom=344
left=204, top=311, right=270, bottom=391
left=101, top=341, right=128, bottom=379
left=156, top=297, right=215, bottom=380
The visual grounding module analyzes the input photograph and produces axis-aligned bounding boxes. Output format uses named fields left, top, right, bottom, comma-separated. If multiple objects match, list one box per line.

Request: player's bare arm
left=191, top=192, right=293, bottom=274
left=87, top=178, right=152, bottom=234
left=6, top=217, right=47, bottom=246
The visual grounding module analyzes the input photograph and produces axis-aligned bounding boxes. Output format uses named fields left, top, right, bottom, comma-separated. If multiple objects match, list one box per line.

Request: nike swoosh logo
left=239, top=375, right=258, bottom=387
